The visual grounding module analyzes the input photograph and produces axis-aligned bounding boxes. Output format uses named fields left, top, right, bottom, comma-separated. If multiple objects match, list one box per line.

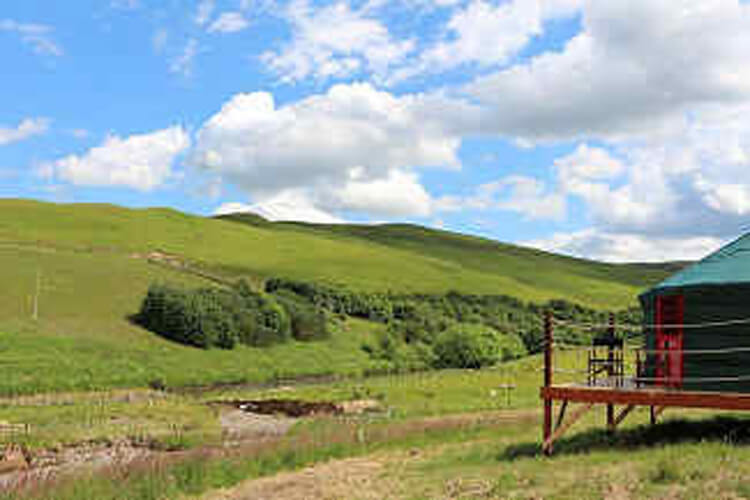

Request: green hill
left=0, top=198, right=681, bottom=394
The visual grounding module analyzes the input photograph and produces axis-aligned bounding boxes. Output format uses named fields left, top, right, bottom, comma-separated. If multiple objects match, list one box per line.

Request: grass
left=0, top=391, right=221, bottom=451
left=3, top=351, right=750, bottom=499
left=199, top=350, right=588, bottom=417
left=0, top=198, right=674, bottom=307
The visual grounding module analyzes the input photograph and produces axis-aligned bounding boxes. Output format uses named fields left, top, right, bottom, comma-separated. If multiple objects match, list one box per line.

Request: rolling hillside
left=0, top=199, right=679, bottom=307
left=0, top=198, right=682, bottom=394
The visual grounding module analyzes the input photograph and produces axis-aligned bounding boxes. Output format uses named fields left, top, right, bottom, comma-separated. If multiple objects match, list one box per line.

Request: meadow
left=2, top=351, right=749, bottom=499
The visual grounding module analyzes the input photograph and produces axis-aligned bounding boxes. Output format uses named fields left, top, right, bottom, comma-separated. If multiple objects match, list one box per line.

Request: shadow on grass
left=502, top=416, right=750, bottom=460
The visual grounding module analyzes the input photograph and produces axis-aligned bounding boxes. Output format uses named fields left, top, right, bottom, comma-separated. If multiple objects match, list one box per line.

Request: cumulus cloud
left=390, top=0, right=581, bottom=83
left=190, top=82, right=468, bottom=218
left=207, top=12, right=249, bottom=33
left=436, top=175, right=566, bottom=220
left=261, top=0, right=415, bottom=83
left=321, top=169, right=433, bottom=217
left=469, top=0, right=750, bottom=142
left=0, top=118, right=49, bottom=146
left=0, top=19, right=63, bottom=57
left=52, top=126, right=190, bottom=190
left=525, top=229, right=724, bottom=263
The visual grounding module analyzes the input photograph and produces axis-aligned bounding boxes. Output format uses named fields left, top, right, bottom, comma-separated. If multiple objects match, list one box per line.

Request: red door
left=655, top=295, right=684, bottom=387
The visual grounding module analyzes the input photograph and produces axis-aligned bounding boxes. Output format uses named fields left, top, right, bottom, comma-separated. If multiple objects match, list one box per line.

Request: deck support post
left=555, top=400, right=568, bottom=430
left=612, top=404, right=635, bottom=429
left=542, top=311, right=553, bottom=455
left=542, top=402, right=594, bottom=454
left=650, top=405, right=657, bottom=425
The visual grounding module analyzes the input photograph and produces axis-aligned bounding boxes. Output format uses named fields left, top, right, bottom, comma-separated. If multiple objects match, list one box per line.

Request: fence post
left=607, top=312, right=615, bottom=432
left=543, top=310, right=553, bottom=455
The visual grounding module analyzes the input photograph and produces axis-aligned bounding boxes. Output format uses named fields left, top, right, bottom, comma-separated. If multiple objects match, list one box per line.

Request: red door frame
left=654, top=294, right=684, bottom=387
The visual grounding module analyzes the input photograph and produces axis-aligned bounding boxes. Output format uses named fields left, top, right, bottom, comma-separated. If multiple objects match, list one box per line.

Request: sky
left=3, top=0, right=750, bottom=263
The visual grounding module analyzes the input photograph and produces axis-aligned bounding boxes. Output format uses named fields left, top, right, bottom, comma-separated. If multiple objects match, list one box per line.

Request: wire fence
left=545, top=314, right=750, bottom=386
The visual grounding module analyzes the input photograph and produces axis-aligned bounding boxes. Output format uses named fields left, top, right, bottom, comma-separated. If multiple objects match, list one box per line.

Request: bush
left=364, top=329, right=436, bottom=372
left=273, top=290, right=330, bottom=342
left=433, top=324, right=517, bottom=369
left=136, top=282, right=293, bottom=349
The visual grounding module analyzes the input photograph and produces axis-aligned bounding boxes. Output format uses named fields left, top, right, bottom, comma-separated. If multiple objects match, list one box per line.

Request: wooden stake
left=32, top=268, right=40, bottom=321
left=606, top=312, right=615, bottom=432
left=543, top=310, right=553, bottom=455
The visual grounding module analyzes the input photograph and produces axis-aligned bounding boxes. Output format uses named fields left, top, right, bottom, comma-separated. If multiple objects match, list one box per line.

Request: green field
left=3, top=352, right=750, bottom=500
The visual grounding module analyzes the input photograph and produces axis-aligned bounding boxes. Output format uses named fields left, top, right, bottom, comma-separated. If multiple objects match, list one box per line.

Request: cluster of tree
left=265, top=278, right=642, bottom=355
left=137, top=276, right=642, bottom=371
left=136, top=281, right=328, bottom=349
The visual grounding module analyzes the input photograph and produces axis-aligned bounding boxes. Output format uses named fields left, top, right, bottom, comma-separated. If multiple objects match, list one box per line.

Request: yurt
left=639, top=234, right=750, bottom=393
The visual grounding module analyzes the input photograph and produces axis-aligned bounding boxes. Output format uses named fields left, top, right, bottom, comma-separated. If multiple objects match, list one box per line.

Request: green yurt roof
left=644, top=233, right=750, bottom=295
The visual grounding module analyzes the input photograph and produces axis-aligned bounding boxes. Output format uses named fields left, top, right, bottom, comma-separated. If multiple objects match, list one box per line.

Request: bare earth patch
left=201, top=456, right=399, bottom=500
left=219, top=409, right=296, bottom=442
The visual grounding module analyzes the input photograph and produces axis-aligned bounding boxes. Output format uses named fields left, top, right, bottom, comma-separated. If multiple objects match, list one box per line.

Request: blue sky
left=3, top=0, right=750, bottom=262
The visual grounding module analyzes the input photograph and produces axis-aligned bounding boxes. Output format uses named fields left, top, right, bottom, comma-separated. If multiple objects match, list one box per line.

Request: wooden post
left=543, top=310, right=553, bottom=455
left=606, top=313, right=615, bottom=432
left=32, top=268, right=40, bottom=321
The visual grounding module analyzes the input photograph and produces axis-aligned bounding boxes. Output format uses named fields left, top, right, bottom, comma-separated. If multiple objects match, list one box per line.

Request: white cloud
left=435, top=175, right=566, bottom=220
left=170, top=39, right=198, bottom=77
left=195, top=0, right=215, bottom=26
left=0, top=19, right=63, bottom=57
left=525, top=229, right=724, bottom=263
left=261, top=0, right=414, bottom=83
left=469, top=0, right=750, bottom=142
left=390, top=0, right=581, bottom=83
left=214, top=192, right=345, bottom=223
left=0, top=118, right=49, bottom=146
left=208, top=12, right=249, bottom=33
left=322, top=169, right=433, bottom=217
left=52, top=126, right=190, bottom=190
left=190, top=82, right=464, bottom=200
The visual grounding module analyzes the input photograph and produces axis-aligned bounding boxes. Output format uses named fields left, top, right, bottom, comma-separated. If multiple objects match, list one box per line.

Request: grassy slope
left=220, top=214, right=681, bottom=307
left=0, top=198, right=677, bottom=394
left=0, top=199, right=677, bottom=307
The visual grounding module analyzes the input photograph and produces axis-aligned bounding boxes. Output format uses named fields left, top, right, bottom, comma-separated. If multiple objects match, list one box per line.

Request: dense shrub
left=433, top=324, right=520, bottom=369
left=271, top=289, right=329, bottom=342
left=137, top=282, right=292, bottom=349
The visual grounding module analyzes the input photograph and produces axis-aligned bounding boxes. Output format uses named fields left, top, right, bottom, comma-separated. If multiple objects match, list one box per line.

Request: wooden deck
left=542, top=384, right=750, bottom=411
